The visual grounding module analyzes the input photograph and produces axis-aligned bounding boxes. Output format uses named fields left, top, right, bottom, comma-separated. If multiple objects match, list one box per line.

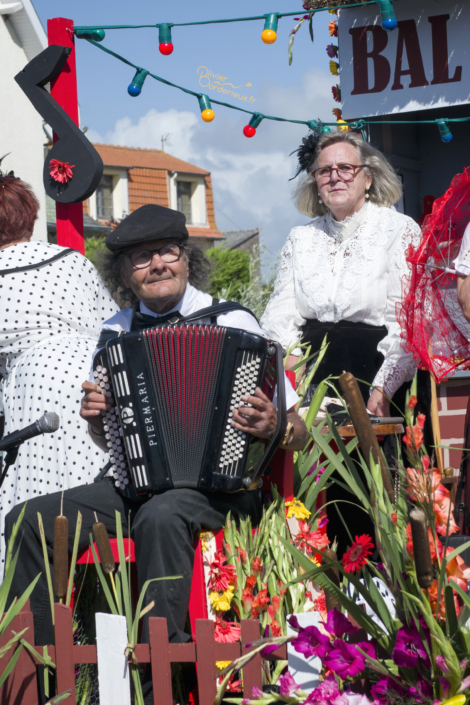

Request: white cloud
left=88, top=68, right=336, bottom=258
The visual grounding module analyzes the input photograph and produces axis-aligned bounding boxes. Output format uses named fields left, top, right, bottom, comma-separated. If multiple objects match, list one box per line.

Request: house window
left=176, top=181, right=192, bottom=223
left=96, top=175, right=114, bottom=220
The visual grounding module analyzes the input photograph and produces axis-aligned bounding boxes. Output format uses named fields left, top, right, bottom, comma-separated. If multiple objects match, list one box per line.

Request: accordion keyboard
left=94, top=364, right=130, bottom=490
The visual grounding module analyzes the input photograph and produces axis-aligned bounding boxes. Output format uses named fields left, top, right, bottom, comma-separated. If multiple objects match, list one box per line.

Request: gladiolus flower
left=342, top=535, right=374, bottom=573
left=252, top=557, right=264, bottom=576
left=314, top=591, right=327, bottom=617
left=391, top=513, right=398, bottom=525
left=252, top=588, right=270, bottom=612
left=49, top=159, right=74, bottom=183
left=245, top=575, right=257, bottom=591
left=291, top=623, right=331, bottom=659
left=270, top=619, right=282, bottom=637
left=295, top=520, right=330, bottom=552
left=403, top=424, right=424, bottom=451
left=237, top=546, right=247, bottom=563
left=209, top=586, right=235, bottom=612
left=436, top=655, right=451, bottom=673
left=286, top=497, right=311, bottom=520
left=435, top=496, right=459, bottom=536
left=208, top=550, right=237, bottom=592
left=214, top=615, right=241, bottom=643
left=279, top=671, right=302, bottom=698
left=325, top=608, right=359, bottom=638
left=324, top=640, right=375, bottom=679
left=392, top=625, right=430, bottom=668
left=242, top=589, right=254, bottom=613
left=446, top=550, right=470, bottom=590
left=407, top=395, right=418, bottom=409
left=271, top=595, right=281, bottom=613
left=304, top=674, right=347, bottom=705
left=417, top=413, right=426, bottom=429
left=328, top=20, right=338, bottom=36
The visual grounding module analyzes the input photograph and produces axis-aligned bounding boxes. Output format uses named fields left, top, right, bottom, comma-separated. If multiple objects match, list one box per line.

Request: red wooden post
left=195, top=620, right=218, bottom=705
left=47, top=17, right=85, bottom=254
left=0, top=609, right=37, bottom=705
left=149, top=618, right=173, bottom=705
left=54, top=604, right=76, bottom=704
left=241, top=620, right=263, bottom=698
left=189, top=541, right=208, bottom=638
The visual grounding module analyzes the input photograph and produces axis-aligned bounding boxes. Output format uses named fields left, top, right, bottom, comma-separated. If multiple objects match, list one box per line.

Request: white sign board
left=338, top=0, right=470, bottom=118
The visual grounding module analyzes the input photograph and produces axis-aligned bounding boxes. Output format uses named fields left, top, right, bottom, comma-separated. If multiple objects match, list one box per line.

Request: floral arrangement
left=216, top=374, right=470, bottom=705
left=49, top=159, right=74, bottom=183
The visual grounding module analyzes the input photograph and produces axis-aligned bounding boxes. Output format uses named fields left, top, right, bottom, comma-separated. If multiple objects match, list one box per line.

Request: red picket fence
left=0, top=601, right=287, bottom=705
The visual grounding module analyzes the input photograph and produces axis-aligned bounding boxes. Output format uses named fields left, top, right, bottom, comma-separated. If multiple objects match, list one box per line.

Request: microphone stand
left=0, top=444, right=20, bottom=490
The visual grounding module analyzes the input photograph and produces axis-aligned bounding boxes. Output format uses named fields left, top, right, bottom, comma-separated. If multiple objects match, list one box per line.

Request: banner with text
left=338, top=0, right=470, bottom=119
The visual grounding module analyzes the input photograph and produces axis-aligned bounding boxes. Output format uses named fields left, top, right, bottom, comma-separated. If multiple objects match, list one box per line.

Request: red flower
left=237, top=547, right=247, bottom=563
left=332, top=108, right=342, bottom=120
left=252, top=557, right=264, bottom=576
left=407, top=395, right=418, bottom=409
left=242, top=589, right=254, bottom=613
left=208, top=550, right=237, bottom=592
left=271, top=595, right=281, bottom=613
left=214, top=616, right=241, bottom=643
left=328, top=20, right=338, bottom=37
left=342, top=535, right=374, bottom=573
left=267, top=604, right=276, bottom=621
left=270, top=619, right=282, bottom=637
left=391, top=513, right=398, bottom=525
left=403, top=425, right=424, bottom=451
left=49, top=159, right=74, bottom=183
left=314, top=591, right=327, bottom=616
left=332, top=85, right=341, bottom=103
left=417, top=413, right=426, bottom=430
left=277, top=579, right=287, bottom=597
left=245, top=575, right=257, bottom=592
left=252, top=589, right=270, bottom=612
left=295, top=520, right=330, bottom=552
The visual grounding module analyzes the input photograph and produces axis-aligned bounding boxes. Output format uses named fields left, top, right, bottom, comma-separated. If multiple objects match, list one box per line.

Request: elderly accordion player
left=93, top=323, right=287, bottom=497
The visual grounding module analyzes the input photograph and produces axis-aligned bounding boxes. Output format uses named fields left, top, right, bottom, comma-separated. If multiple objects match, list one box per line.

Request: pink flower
left=208, top=550, right=236, bottom=592
left=49, top=159, right=74, bottom=183
left=295, top=520, right=330, bottom=552
left=325, top=608, right=359, bottom=639
left=392, top=625, right=430, bottom=669
left=291, top=623, right=331, bottom=659
left=324, top=640, right=376, bottom=679
left=279, top=671, right=302, bottom=698
left=326, top=43, right=338, bottom=58
left=305, top=674, right=348, bottom=705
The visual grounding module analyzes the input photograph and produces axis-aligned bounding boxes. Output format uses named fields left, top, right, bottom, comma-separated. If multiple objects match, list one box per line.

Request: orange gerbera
left=214, top=616, right=241, bottom=643
left=342, top=535, right=374, bottom=573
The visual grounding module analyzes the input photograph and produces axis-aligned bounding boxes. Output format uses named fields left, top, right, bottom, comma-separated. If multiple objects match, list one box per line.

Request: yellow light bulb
left=261, top=29, right=277, bottom=44
left=201, top=109, right=215, bottom=123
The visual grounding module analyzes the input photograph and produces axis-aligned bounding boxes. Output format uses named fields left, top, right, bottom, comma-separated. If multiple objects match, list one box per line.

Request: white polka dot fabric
left=0, top=242, right=119, bottom=564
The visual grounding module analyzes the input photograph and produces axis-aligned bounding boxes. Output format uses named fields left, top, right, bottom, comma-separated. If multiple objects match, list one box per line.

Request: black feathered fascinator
left=290, top=129, right=321, bottom=180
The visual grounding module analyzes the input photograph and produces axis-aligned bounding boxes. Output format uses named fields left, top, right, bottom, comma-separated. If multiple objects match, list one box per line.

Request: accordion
left=93, top=324, right=286, bottom=497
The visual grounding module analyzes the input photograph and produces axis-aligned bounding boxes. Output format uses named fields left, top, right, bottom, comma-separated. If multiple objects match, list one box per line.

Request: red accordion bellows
left=398, top=167, right=470, bottom=382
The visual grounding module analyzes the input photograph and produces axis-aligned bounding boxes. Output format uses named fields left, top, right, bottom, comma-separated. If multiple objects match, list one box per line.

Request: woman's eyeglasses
left=124, top=243, right=183, bottom=269
left=312, top=164, right=364, bottom=185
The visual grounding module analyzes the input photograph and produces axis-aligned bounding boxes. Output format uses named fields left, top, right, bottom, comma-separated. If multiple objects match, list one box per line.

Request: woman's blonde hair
left=293, top=131, right=402, bottom=218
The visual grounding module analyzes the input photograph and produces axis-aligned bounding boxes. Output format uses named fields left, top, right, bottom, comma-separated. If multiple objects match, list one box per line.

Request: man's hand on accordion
left=231, top=387, right=308, bottom=450
left=80, top=381, right=112, bottom=432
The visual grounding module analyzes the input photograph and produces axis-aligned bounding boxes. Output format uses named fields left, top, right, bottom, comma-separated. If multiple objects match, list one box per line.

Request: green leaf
left=115, top=511, right=133, bottom=637
left=44, top=690, right=72, bottom=704
left=90, top=535, right=117, bottom=615
left=131, top=575, right=181, bottom=644
left=309, top=12, right=314, bottom=42
left=0, top=573, right=41, bottom=637
left=4, top=502, right=26, bottom=576
left=445, top=585, right=467, bottom=656
left=0, top=645, right=22, bottom=689
left=37, top=513, right=55, bottom=626
left=66, top=511, right=82, bottom=608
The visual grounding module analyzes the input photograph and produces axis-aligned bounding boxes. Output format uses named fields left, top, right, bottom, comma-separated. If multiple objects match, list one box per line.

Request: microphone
left=0, top=412, right=60, bottom=452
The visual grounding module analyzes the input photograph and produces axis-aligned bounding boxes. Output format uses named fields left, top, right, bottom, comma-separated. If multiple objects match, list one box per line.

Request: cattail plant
left=53, top=494, right=69, bottom=602
left=409, top=507, right=434, bottom=588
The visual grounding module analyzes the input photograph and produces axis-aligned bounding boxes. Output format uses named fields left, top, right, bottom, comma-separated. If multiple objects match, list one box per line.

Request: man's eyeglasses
left=124, top=243, right=183, bottom=269
left=312, top=164, right=364, bottom=185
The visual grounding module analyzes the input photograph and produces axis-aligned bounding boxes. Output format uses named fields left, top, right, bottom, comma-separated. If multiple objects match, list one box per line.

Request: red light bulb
left=159, top=43, right=174, bottom=56
left=243, top=125, right=256, bottom=138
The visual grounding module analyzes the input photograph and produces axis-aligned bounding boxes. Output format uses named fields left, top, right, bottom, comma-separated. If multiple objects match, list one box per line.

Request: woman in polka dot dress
left=0, top=174, right=119, bottom=566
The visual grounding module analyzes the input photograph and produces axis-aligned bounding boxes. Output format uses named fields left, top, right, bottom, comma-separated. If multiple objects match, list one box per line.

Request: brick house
left=84, top=144, right=224, bottom=249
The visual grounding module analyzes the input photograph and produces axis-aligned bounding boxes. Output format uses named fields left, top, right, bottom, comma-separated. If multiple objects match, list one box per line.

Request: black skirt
left=301, top=319, right=387, bottom=403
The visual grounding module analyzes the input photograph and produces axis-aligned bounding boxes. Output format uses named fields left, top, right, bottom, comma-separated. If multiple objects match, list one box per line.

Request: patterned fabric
left=260, top=202, right=422, bottom=398
left=0, top=241, right=119, bottom=565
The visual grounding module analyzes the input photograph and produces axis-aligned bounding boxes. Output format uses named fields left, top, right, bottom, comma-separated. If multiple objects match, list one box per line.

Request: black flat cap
left=105, top=204, right=189, bottom=252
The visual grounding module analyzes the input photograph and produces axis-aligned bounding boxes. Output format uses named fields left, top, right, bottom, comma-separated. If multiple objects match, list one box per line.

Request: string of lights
left=73, top=0, right=398, bottom=54
left=78, top=35, right=467, bottom=144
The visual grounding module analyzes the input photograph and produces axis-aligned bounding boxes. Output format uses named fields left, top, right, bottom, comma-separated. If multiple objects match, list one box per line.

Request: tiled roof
left=92, top=143, right=210, bottom=175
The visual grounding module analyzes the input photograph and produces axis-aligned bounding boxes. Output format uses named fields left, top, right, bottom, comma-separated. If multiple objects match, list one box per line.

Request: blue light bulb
left=382, top=17, right=398, bottom=31
left=128, top=83, right=141, bottom=97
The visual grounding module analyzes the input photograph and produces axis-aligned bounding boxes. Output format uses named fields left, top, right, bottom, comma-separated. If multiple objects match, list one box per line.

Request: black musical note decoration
left=15, top=45, right=103, bottom=204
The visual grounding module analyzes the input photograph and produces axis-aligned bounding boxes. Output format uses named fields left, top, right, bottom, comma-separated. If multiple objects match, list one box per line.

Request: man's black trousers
left=4, top=478, right=262, bottom=647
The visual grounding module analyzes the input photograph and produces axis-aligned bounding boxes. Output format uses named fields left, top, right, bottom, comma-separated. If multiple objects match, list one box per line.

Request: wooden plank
left=0, top=611, right=37, bottom=705
left=168, top=643, right=197, bottom=662
left=195, top=620, right=217, bottom=705
left=241, top=620, right=262, bottom=698
left=96, top=613, right=131, bottom=705
left=47, top=17, right=85, bottom=254
left=149, top=618, right=173, bottom=705
left=189, top=540, right=208, bottom=638
left=54, top=604, right=76, bottom=704
left=72, top=645, right=96, bottom=663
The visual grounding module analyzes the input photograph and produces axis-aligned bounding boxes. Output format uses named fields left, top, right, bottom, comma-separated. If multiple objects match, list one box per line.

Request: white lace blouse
left=261, top=201, right=422, bottom=398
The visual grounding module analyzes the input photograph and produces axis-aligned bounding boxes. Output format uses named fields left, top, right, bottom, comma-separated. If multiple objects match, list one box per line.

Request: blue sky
left=34, top=1, right=336, bottom=262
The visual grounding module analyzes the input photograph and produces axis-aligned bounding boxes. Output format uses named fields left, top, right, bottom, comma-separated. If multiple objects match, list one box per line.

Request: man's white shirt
left=92, top=283, right=299, bottom=410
